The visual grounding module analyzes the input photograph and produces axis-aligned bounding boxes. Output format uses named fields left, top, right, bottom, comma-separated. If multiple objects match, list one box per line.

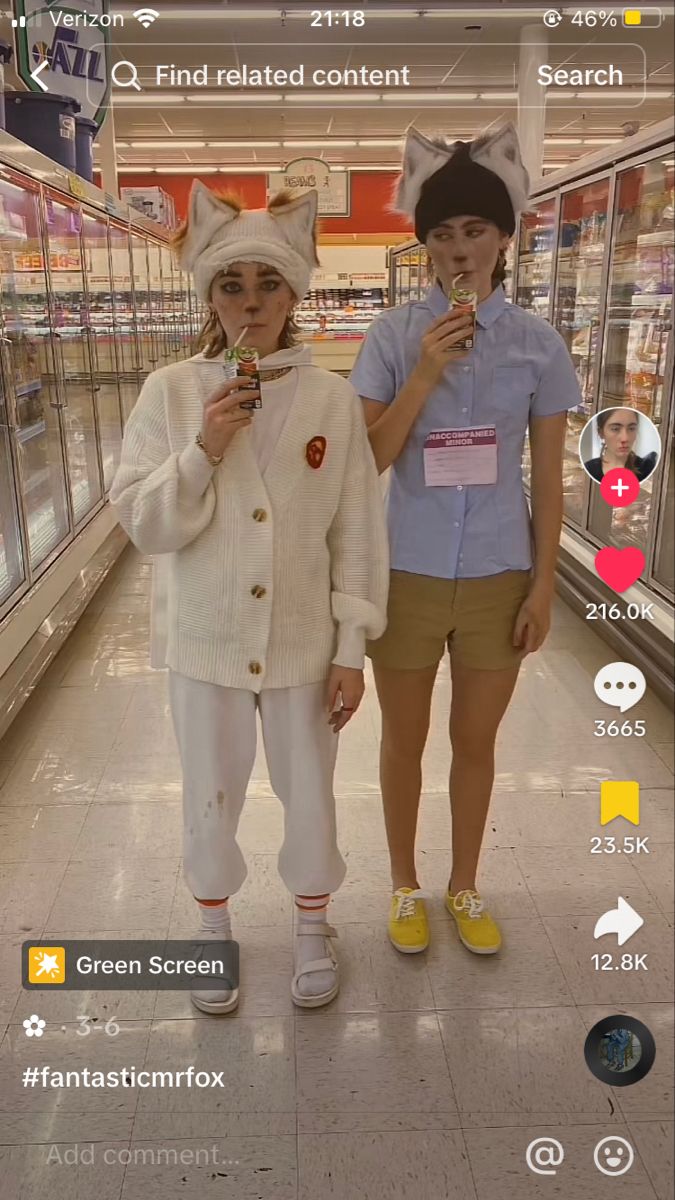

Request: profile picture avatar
left=579, top=407, right=661, bottom=486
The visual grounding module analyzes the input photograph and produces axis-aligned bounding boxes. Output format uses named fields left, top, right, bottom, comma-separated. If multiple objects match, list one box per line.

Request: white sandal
left=291, top=921, right=340, bottom=1009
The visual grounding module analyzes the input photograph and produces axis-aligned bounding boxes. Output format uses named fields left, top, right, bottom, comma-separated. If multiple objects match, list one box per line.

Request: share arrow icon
left=594, top=897, right=644, bottom=946
left=30, top=60, right=49, bottom=92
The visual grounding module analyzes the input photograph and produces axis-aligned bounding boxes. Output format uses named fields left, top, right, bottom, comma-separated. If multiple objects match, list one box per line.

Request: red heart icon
left=595, top=546, right=645, bottom=593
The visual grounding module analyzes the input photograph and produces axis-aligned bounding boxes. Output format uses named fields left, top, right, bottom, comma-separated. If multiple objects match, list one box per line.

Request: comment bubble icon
left=594, top=662, right=646, bottom=713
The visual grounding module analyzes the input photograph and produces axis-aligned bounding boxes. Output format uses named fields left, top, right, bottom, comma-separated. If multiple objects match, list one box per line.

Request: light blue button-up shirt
left=350, top=284, right=581, bottom=579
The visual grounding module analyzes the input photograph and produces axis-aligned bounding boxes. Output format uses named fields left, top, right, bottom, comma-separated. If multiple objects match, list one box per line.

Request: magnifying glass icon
left=111, top=61, right=142, bottom=91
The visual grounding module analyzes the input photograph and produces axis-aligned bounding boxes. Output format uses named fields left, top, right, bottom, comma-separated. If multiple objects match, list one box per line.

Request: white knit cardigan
left=110, top=346, right=389, bottom=691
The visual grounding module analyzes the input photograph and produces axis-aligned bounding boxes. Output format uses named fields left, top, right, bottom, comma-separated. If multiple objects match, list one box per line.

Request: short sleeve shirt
left=350, top=284, right=582, bottom=579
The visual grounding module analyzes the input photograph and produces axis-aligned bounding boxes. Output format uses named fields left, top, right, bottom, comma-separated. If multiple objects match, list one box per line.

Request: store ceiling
left=3, top=1, right=674, bottom=173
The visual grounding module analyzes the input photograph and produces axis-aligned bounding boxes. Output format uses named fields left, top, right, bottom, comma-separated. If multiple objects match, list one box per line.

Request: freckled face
left=426, top=216, right=509, bottom=297
left=210, top=260, right=296, bottom=356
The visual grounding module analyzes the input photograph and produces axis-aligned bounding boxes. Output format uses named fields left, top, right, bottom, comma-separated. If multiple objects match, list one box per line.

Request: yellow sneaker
left=446, top=889, right=501, bottom=955
left=388, top=887, right=430, bottom=954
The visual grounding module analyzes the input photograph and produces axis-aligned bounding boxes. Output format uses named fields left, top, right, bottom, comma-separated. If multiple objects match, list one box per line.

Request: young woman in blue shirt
left=351, top=125, right=582, bottom=957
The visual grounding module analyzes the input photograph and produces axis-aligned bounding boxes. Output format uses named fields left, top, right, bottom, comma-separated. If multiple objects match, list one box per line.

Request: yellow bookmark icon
left=600, top=781, right=640, bottom=826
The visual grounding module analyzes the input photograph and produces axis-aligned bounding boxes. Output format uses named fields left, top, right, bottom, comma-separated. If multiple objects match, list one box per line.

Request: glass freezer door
left=160, top=244, right=179, bottom=361
left=44, top=194, right=103, bottom=525
left=515, top=198, right=556, bottom=319
left=131, top=233, right=157, bottom=375
left=81, top=211, right=123, bottom=492
left=0, top=171, right=70, bottom=574
left=109, top=221, right=140, bottom=423
left=554, top=177, right=611, bottom=527
left=148, top=241, right=167, bottom=365
left=177, top=268, right=193, bottom=357
left=599, top=158, right=673, bottom=421
left=590, top=155, right=674, bottom=558
left=0, top=351, right=26, bottom=610
left=189, top=278, right=203, bottom=342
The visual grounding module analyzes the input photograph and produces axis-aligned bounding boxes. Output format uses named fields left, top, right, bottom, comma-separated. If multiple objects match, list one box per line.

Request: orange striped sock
left=295, top=893, right=330, bottom=918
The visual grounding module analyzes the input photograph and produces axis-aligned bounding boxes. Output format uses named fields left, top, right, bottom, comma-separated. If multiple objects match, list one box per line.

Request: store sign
left=267, top=158, right=350, bottom=217
left=14, top=0, right=112, bottom=128
left=14, top=249, right=82, bottom=271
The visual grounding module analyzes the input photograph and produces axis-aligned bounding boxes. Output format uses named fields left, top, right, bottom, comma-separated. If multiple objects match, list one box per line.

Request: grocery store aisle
left=0, top=546, right=672, bottom=1200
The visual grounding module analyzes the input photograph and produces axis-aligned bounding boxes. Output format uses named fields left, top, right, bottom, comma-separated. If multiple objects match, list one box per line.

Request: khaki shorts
left=367, top=569, right=532, bottom=672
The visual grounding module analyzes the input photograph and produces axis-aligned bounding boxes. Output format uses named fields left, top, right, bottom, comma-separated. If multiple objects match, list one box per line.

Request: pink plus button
left=600, top=468, right=640, bottom=508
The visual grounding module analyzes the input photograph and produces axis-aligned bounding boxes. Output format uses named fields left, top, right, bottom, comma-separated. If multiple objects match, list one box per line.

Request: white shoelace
left=394, top=889, right=430, bottom=920
left=453, top=890, right=484, bottom=920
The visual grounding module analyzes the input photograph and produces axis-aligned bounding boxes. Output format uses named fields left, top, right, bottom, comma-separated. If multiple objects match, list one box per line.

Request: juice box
left=224, top=346, right=262, bottom=409
left=449, top=276, right=477, bottom=350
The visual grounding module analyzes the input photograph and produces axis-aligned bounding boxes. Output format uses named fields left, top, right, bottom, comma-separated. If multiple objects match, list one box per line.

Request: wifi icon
left=133, top=7, right=160, bottom=27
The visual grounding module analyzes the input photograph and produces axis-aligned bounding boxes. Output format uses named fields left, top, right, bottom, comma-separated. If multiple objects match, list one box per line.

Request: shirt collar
left=424, top=282, right=507, bottom=328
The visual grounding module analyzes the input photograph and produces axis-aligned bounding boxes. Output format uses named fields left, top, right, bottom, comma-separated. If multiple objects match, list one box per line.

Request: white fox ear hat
left=393, top=123, right=530, bottom=241
left=176, top=181, right=320, bottom=302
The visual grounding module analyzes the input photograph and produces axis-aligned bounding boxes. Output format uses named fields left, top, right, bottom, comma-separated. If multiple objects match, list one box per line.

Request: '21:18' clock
left=310, top=10, right=367, bottom=26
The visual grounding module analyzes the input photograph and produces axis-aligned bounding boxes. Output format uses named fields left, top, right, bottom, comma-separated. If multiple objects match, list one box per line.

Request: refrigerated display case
left=296, top=286, right=387, bottom=337
left=0, top=167, right=71, bottom=583
left=514, top=118, right=674, bottom=693
left=0, top=130, right=186, bottom=649
left=388, top=241, right=426, bottom=305
left=515, top=123, right=674, bottom=599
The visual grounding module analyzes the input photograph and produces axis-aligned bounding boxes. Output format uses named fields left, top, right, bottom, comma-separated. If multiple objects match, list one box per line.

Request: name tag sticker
left=424, top=426, right=498, bottom=487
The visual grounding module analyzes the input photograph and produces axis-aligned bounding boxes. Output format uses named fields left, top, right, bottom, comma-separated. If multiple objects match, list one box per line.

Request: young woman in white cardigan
left=111, top=182, right=388, bottom=1012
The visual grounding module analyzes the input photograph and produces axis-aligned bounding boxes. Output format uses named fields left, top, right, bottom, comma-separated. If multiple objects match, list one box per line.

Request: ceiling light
left=285, top=92, right=376, bottom=103
left=115, top=4, right=543, bottom=17
left=208, top=140, right=282, bottom=147
left=154, top=166, right=219, bottom=174
left=117, top=6, right=281, bottom=17
left=185, top=92, right=284, bottom=103
left=285, top=7, right=414, bottom=14
left=478, top=91, right=518, bottom=100
left=425, top=6, right=544, bottom=14
left=111, top=94, right=186, bottom=104
left=219, top=166, right=279, bottom=173
left=577, top=89, right=671, bottom=99
left=129, top=140, right=206, bottom=148
left=583, top=137, right=624, bottom=144
left=357, top=139, right=402, bottom=147
left=282, top=140, right=358, bottom=147
left=383, top=92, right=479, bottom=102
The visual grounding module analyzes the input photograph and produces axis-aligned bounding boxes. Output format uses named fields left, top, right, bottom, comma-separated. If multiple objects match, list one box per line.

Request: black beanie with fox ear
left=414, top=141, right=517, bottom=241
left=393, top=124, right=529, bottom=243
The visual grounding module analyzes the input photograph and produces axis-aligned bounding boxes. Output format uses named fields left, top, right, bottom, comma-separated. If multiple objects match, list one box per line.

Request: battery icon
left=622, top=8, right=663, bottom=25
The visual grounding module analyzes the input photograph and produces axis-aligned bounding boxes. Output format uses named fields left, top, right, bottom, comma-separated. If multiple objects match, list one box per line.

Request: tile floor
left=0, top=546, right=672, bottom=1199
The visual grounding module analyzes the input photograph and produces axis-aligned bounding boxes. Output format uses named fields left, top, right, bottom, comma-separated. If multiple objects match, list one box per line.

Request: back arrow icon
left=594, top=896, right=644, bottom=946
left=30, top=60, right=49, bottom=92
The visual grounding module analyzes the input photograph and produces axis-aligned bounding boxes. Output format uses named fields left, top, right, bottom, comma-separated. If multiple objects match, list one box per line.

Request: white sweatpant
left=168, top=672, right=347, bottom=900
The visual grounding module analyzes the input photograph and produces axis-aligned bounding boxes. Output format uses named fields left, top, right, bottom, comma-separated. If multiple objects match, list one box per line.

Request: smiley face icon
left=594, top=1136, right=634, bottom=1177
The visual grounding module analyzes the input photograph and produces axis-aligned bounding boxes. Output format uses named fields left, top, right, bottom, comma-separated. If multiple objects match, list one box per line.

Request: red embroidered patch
left=306, top=436, right=326, bottom=469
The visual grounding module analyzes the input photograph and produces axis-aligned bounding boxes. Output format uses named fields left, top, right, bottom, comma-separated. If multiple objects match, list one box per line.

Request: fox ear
left=268, top=189, right=320, bottom=266
left=392, top=127, right=457, bottom=217
left=470, top=122, right=530, bottom=219
left=177, top=181, right=240, bottom=270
